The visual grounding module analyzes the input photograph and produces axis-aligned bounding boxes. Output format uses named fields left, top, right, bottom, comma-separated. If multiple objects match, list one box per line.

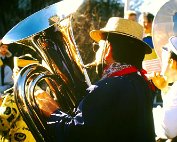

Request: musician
left=37, top=17, right=156, bottom=142
left=152, top=36, right=177, bottom=141
left=0, top=41, right=14, bottom=70
left=0, top=41, right=14, bottom=95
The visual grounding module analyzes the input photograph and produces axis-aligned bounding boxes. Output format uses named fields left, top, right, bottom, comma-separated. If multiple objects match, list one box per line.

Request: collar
left=0, top=51, right=12, bottom=58
left=102, top=62, right=136, bottom=79
left=101, top=62, right=155, bottom=91
left=144, top=33, right=152, bottom=37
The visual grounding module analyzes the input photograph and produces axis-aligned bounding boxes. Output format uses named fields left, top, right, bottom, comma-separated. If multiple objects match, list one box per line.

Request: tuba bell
left=2, top=0, right=91, bottom=141
left=152, top=0, right=177, bottom=60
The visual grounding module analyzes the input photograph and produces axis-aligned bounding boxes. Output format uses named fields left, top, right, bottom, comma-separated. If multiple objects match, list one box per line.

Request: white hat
left=168, top=36, right=177, bottom=55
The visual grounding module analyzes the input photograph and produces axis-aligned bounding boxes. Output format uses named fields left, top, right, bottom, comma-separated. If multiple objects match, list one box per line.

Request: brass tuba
left=2, top=0, right=91, bottom=141
left=152, top=0, right=177, bottom=60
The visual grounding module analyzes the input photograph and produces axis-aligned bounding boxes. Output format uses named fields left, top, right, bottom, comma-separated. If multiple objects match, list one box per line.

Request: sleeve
left=46, top=85, right=100, bottom=142
left=47, top=104, right=84, bottom=142
left=162, top=107, right=177, bottom=138
left=0, top=66, right=14, bottom=94
left=161, top=83, right=177, bottom=138
left=153, top=106, right=167, bottom=139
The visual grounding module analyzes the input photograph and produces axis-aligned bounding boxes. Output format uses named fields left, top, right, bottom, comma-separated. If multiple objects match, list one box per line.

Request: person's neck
left=144, top=28, right=152, bottom=36
left=101, top=62, right=134, bottom=79
left=105, top=59, right=115, bottom=66
left=0, top=53, right=5, bottom=58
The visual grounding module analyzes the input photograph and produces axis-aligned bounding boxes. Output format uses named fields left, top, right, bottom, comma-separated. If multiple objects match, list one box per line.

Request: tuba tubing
left=3, top=1, right=91, bottom=141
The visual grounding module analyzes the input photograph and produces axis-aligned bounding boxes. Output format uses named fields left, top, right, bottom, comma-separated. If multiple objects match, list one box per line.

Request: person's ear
left=169, top=59, right=177, bottom=69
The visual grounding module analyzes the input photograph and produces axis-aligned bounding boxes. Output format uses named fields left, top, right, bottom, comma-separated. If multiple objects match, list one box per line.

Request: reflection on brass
left=11, top=17, right=88, bottom=141
left=51, top=62, right=68, bottom=83
left=152, top=0, right=177, bottom=60
left=11, top=14, right=90, bottom=142
left=2, top=1, right=89, bottom=141
left=14, top=16, right=89, bottom=113
left=59, top=18, right=83, bottom=72
left=49, top=15, right=60, bottom=25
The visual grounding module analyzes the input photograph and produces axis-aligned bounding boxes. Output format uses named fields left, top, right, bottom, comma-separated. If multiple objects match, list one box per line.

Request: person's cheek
left=161, top=50, right=169, bottom=76
left=163, top=60, right=174, bottom=83
left=164, top=68, right=174, bottom=83
left=161, top=60, right=168, bottom=76
left=163, top=66, right=170, bottom=79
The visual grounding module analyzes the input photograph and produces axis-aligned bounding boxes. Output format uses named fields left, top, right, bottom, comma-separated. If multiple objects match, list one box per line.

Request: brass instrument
left=2, top=0, right=91, bottom=141
left=152, top=0, right=177, bottom=60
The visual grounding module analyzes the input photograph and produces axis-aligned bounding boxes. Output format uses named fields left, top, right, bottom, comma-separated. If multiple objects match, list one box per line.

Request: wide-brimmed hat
left=90, top=17, right=152, bottom=54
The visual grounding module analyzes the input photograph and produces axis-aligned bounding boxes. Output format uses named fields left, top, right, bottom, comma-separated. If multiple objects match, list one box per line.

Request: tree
left=72, top=0, right=124, bottom=82
left=0, top=0, right=124, bottom=83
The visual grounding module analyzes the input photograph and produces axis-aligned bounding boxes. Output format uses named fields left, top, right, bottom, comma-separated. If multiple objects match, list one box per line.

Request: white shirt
left=153, top=81, right=177, bottom=139
left=0, top=65, right=14, bottom=95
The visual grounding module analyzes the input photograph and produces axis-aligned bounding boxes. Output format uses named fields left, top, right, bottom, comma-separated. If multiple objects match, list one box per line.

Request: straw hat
left=90, top=17, right=152, bottom=54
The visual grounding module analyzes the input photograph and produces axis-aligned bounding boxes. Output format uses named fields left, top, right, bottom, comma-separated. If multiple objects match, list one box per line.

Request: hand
left=35, top=90, right=60, bottom=117
left=151, top=72, right=168, bottom=90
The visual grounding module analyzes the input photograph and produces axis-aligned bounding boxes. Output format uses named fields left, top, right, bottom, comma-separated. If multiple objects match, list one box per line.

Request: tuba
left=2, top=0, right=91, bottom=141
left=152, top=0, right=177, bottom=60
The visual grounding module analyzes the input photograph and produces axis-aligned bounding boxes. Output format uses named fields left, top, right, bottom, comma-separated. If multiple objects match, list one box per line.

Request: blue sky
left=121, top=0, right=169, bottom=15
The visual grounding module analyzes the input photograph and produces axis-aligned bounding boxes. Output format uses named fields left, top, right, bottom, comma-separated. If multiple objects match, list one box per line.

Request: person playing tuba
left=36, top=17, right=156, bottom=142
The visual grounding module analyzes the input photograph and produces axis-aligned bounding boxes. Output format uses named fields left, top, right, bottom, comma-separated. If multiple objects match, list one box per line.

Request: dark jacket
left=1, top=56, right=13, bottom=70
left=47, top=72, right=155, bottom=142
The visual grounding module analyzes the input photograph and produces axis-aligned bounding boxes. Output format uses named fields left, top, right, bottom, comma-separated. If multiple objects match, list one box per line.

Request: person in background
left=0, top=40, right=13, bottom=70
left=36, top=17, right=156, bottom=142
left=0, top=54, right=39, bottom=142
left=124, top=10, right=137, bottom=22
left=139, top=12, right=158, bottom=60
left=139, top=12, right=162, bottom=107
left=0, top=61, right=13, bottom=95
left=0, top=62, right=13, bottom=95
left=152, top=36, right=177, bottom=142
left=0, top=41, right=14, bottom=95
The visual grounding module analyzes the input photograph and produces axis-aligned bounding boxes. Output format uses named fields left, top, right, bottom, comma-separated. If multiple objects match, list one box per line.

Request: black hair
left=170, top=50, right=177, bottom=61
left=143, top=12, right=154, bottom=23
left=107, top=33, right=146, bottom=69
